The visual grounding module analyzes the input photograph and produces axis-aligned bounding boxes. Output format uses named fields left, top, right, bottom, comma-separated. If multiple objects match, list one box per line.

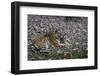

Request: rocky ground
left=28, top=15, right=88, bottom=60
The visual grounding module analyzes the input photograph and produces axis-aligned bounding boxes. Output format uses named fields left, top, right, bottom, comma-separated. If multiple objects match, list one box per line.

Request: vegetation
left=29, top=48, right=88, bottom=60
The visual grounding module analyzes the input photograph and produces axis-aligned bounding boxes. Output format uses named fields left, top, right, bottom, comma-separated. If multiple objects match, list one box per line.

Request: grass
left=30, top=48, right=88, bottom=60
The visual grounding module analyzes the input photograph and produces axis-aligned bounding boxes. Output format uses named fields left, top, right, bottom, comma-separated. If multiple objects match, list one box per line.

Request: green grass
left=31, top=48, right=88, bottom=60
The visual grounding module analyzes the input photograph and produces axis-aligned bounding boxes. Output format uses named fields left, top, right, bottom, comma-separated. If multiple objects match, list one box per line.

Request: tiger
left=32, top=31, right=71, bottom=51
